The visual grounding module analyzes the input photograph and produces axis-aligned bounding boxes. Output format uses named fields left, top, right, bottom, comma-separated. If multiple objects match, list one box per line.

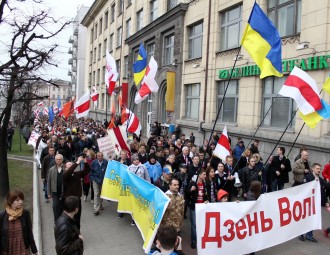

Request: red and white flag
left=34, top=108, right=40, bottom=118
left=279, top=66, right=322, bottom=114
left=213, top=125, right=231, bottom=161
left=75, top=91, right=91, bottom=119
left=43, top=107, right=49, bottom=116
left=107, top=125, right=131, bottom=157
left=125, top=109, right=142, bottom=136
left=105, top=50, right=118, bottom=96
left=91, top=85, right=99, bottom=108
left=135, top=56, right=159, bottom=104
left=53, top=105, right=59, bottom=114
left=37, top=101, right=44, bottom=107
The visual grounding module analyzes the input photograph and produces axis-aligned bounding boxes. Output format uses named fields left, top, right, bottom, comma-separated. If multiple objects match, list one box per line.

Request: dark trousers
left=52, top=192, right=63, bottom=223
left=73, top=198, right=82, bottom=230
left=83, top=182, right=94, bottom=200
left=43, top=181, right=48, bottom=199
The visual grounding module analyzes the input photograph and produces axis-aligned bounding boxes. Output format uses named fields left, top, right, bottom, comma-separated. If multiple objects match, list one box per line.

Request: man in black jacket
left=55, top=196, right=84, bottom=255
left=270, top=147, right=291, bottom=192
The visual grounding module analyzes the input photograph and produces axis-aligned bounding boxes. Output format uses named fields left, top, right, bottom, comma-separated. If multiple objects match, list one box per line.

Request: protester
left=83, top=149, right=95, bottom=203
left=0, top=190, right=38, bottom=255
left=215, top=162, right=227, bottom=190
left=156, top=165, right=173, bottom=193
left=205, top=166, right=217, bottom=202
left=292, top=149, right=311, bottom=186
left=145, top=153, right=163, bottom=184
left=41, top=146, right=56, bottom=203
left=241, top=157, right=262, bottom=199
left=217, top=189, right=229, bottom=202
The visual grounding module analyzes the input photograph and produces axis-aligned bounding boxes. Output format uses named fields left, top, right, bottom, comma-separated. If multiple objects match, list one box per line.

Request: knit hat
left=163, top=165, right=173, bottom=175
left=217, top=189, right=229, bottom=201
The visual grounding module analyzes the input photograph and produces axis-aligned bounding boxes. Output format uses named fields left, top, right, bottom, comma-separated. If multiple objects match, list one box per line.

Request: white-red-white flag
left=107, top=125, right=131, bottom=157
left=125, top=109, right=142, bottom=136
left=213, top=125, right=231, bottom=161
left=91, top=85, right=99, bottom=108
left=279, top=66, right=322, bottom=114
left=75, top=91, right=91, bottom=119
left=43, top=107, right=49, bottom=116
left=53, top=105, right=59, bottom=114
left=34, top=108, right=40, bottom=118
left=37, top=101, right=44, bottom=107
left=105, top=50, right=118, bottom=96
left=135, top=56, right=159, bottom=104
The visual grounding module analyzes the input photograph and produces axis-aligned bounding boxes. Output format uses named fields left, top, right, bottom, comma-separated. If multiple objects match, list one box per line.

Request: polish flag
left=43, top=107, right=49, bottom=116
left=105, top=50, right=118, bottom=96
left=107, top=125, right=131, bottom=157
left=37, top=101, right=44, bottom=107
left=135, top=56, right=159, bottom=104
left=91, top=85, right=99, bottom=108
left=75, top=91, right=91, bottom=119
left=279, top=66, right=322, bottom=114
left=125, top=109, right=142, bottom=136
left=213, top=125, right=231, bottom=161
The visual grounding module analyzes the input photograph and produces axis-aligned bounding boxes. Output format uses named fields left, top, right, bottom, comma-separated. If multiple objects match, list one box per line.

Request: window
left=118, top=0, right=123, bottom=15
left=186, top=84, right=200, bottom=119
left=99, top=18, right=103, bottom=34
left=117, top=27, right=122, bottom=47
left=102, top=93, right=105, bottom=110
left=102, top=66, right=106, bottom=83
left=147, top=42, right=155, bottom=62
left=124, top=56, right=128, bottom=77
left=126, top=18, right=131, bottom=38
left=109, top=33, right=114, bottom=52
left=104, top=11, right=109, bottom=29
left=98, top=43, right=101, bottom=60
left=127, top=0, right=132, bottom=6
left=268, top=0, right=302, bottom=37
left=168, top=0, right=178, bottom=10
left=93, top=71, right=96, bottom=86
left=93, top=47, right=96, bottom=63
left=220, top=5, right=242, bottom=50
left=136, top=9, right=143, bottom=31
left=262, top=76, right=296, bottom=128
left=94, top=23, right=98, bottom=39
left=97, top=69, right=100, bottom=85
left=111, top=4, right=115, bottom=23
left=90, top=28, right=94, bottom=43
left=89, top=73, right=92, bottom=86
left=116, top=59, right=121, bottom=79
left=89, top=51, right=92, bottom=64
left=150, top=0, right=158, bottom=22
left=189, top=22, right=203, bottom=59
left=217, top=80, right=239, bottom=123
left=103, top=39, right=107, bottom=56
left=163, top=33, right=174, bottom=65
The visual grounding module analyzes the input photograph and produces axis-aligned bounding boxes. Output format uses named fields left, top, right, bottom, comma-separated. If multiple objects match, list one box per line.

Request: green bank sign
left=218, top=55, right=330, bottom=79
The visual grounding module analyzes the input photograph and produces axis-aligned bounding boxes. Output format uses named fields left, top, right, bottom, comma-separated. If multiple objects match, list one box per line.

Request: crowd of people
left=2, top=114, right=330, bottom=255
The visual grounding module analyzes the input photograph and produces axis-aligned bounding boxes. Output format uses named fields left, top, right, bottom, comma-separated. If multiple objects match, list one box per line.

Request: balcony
left=74, top=28, right=78, bottom=35
left=68, top=47, right=73, bottom=54
left=72, top=66, right=77, bottom=72
left=73, top=41, right=78, bottom=48
left=68, top=36, right=73, bottom=43
left=68, top=70, right=72, bottom=76
left=68, top=58, right=73, bottom=65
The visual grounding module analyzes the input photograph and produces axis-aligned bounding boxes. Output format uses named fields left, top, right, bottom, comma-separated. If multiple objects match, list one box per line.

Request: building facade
left=81, top=0, right=330, bottom=166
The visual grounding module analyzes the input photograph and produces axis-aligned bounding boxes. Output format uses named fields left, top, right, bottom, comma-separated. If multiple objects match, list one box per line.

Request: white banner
left=196, top=181, right=321, bottom=255
left=28, top=131, right=40, bottom=148
left=97, top=136, right=115, bottom=160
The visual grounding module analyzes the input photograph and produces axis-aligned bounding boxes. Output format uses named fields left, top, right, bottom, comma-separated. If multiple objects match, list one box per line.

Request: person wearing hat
left=155, top=165, right=173, bottom=193
left=144, top=154, right=163, bottom=184
left=233, top=138, right=245, bottom=161
left=217, top=189, right=229, bottom=202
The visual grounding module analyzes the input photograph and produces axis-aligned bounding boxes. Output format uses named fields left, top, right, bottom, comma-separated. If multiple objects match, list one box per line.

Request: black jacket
left=0, top=209, right=38, bottom=254
left=270, top=156, right=292, bottom=183
left=304, top=173, right=328, bottom=207
left=55, top=212, right=83, bottom=255
left=187, top=180, right=208, bottom=210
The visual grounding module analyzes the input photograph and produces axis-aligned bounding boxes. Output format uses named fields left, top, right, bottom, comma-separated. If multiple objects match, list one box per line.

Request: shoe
left=83, top=195, right=87, bottom=202
left=299, top=235, right=305, bottom=241
left=306, top=237, right=317, bottom=242
left=324, top=229, right=328, bottom=237
left=131, top=220, right=136, bottom=226
left=91, top=200, right=94, bottom=204
left=117, top=213, right=123, bottom=218
left=191, top=243, right=196, bottom=249
left=94, top=211, right=99, bottom=216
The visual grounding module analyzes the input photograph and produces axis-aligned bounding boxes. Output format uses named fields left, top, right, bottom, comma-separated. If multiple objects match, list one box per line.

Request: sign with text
left=196, top=181, right=321, bottom=255
left=97, top=136, right=115, bottom=160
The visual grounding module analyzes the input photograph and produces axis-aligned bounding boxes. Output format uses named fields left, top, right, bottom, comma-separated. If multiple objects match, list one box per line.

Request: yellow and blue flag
left=241, top=2, right=282, bottom=79
left=323, top=74, right=330, bottom=94
left=299, top=99, right=330, bottom=128
left=133, top=43, right=147, bottom=86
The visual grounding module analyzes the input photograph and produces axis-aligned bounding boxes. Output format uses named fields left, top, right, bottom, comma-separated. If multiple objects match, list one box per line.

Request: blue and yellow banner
left=101, top=160, right=170, bottom=253
left=241, top=2, right=282, bottom=79
left=133, top=44, right=147, bottom=86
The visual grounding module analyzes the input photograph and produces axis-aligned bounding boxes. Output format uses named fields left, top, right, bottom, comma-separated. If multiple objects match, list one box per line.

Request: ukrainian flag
left=133, top=44, right=147, bottom=86
left=299, top=99, right=330, bottom=128
left=323, top=74, right=330, bottom=94
left=241, top=2, right=282, bottom=79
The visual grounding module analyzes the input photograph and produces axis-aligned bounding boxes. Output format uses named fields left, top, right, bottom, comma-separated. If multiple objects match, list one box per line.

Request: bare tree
left=0, top=0, right=70, bottom=198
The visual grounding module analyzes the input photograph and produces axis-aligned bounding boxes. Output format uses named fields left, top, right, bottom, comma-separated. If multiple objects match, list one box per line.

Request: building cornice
left=125, top=3, right=188, bottom=45
left=81, top=0, right=108, bottom=27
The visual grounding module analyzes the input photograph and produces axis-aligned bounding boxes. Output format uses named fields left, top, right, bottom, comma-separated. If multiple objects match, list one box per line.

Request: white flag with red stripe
left=213, top=125, right=231, bottom=161
left=279, top=66, right=322, bottom=115
left=43, top=107, right=49, bottom=116
left=125, top=109, right=142, bottom=136
left=105, top=50, right=118, bottom=96
left=107, top=125, right=130, bottom=157
left=135, top=56, right=159, bottom=104
left=33, top=108, right=40, bottom=118
left=37, top=101, right=44, bottom=107
left=75, top=91, right=90, bottom=118
left=91, top=85, right=99, bottom=108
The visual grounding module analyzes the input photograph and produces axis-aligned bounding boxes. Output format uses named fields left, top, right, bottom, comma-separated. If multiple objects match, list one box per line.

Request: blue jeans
left=190, top=208, right=196, bottom=245
left=300, top=231, right=313, bottom=239
left=271, top=179, right=284, bottom=192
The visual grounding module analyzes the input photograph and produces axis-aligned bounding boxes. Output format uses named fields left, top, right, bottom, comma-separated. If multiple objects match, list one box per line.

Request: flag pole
left=286, top=122, right=305, bottom=158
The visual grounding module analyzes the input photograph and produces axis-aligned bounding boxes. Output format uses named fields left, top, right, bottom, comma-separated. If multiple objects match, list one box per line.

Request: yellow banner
left=166, top=71, right=176, bottom=112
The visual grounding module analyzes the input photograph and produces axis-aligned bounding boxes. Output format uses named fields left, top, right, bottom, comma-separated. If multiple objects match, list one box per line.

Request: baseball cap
left=179, top=163, right=187, bottom=169
left=163, top=165, right=173, bottom=175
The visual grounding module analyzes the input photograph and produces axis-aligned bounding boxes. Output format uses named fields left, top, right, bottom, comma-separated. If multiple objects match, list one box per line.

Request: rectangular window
left=116, top=59, right=121, bottom=79
left=220, top=5, right=242, bottom=51
left=93, top=47, right=96, bottom=63
left=217, top=80, right=239, bottom=123
left=90, top=28, right=94, bottom=43
left=89, top=50, right=92, bottom=64
left=109, top=33, right=114, bottom=52
left=163, top=33, right=174, bottom=65
left=189, top=22, right=203, bottom=59
left=150, top=0, right=158, bottom=22
left=104, top=11, right=109, bottom=29
left=268, top=0, right=301, bottom=37
left=186, top=84, right=200, bottom=120
left=97, top=69, right=100, bottom=85
left=117, top=27, right=122, bottom=47
left=102, top=66, right=106, bottom=83
left=167, top=0, right=179, bottom=10
left=124, top=56, right=128, bottom=77
left=147, top=42, right=155, bottom=62
left=103, top=39, right=107, bottom=56
left=98, top=43, right=101, bottom=60
left=136, top=9, right=144, bottom=31
left=99, top=18, right=103, bottom=34
left=94, top=23, right=98, bottom=39
left=102, top=93, right=105, bottom=110
left=126, top=18, right=131, bottom=38
left=88, top=73, right=92, bottom=86
left=111, top=4, right=115, bottom=23
left=118, top=0, right=123, bottom=15
left=93, top=71, right=96, bottom=86
left=262, top=76, right=296, bottom=128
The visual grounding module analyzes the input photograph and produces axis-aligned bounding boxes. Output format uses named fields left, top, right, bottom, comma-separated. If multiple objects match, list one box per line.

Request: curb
left=33, top=152, right=42, bottom=253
